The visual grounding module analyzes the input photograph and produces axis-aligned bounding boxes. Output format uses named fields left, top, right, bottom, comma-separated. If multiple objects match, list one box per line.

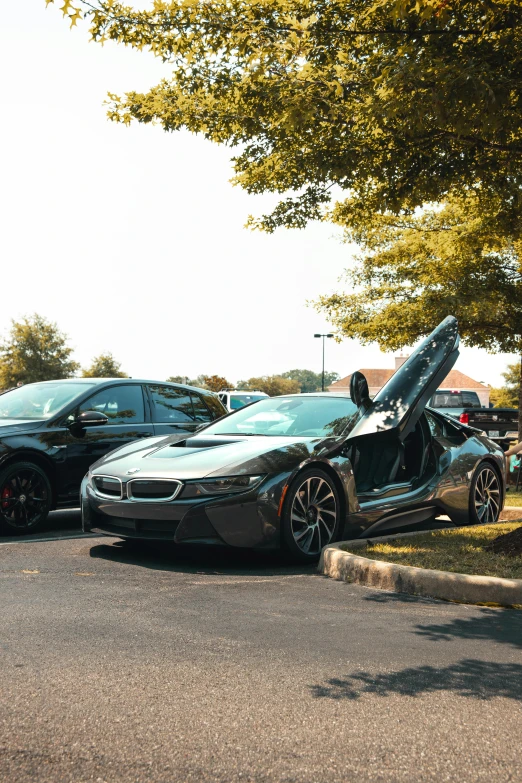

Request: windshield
left=204, top=396, right=358, bottom=437
left=230, top=394, right=266, bottom=410
left=0, top=382, right=96, bottom=420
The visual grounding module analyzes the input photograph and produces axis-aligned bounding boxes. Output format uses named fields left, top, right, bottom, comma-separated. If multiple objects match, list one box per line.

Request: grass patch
left=344, top=523, right=522, bottom=580
left=505, top=490, right=522, bottom=507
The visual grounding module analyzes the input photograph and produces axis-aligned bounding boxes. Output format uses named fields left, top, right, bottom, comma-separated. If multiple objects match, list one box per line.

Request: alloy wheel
left=474, top=467, right=501, bottom=524
left=0, top=468, right=50, bottom=530
left=290, top=475, right=338, bottom=556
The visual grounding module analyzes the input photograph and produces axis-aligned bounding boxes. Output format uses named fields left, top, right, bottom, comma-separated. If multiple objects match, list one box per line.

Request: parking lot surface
left=1, top=527, right=521, bottom=783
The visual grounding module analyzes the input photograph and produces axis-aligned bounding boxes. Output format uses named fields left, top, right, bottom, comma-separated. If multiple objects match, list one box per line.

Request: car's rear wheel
left=469, top=463, right=501, bottom=525
left=0, top=462, right=52, bottom=535
left=281, top=468, right=341, bottom=562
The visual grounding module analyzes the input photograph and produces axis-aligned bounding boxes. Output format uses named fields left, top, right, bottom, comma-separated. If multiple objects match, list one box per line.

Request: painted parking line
left=0, top=532, right=98, bottom=546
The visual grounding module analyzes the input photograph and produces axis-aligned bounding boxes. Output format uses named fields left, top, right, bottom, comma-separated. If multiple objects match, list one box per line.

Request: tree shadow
left=414, top=608, right=522, bottom=650
left=363, top=591, right=522, bottom=650
left=310, top=659, right=522, bottom=701
left=89, top=539, right=317, bottom=577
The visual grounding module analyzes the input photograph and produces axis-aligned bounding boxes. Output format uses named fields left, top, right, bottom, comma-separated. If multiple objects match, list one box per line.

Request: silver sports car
left=82, top=317, right=505, bottom=561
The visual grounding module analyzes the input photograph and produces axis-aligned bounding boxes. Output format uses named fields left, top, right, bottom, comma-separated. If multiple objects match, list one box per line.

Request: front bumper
left=81, top=475, right=283, bottom=549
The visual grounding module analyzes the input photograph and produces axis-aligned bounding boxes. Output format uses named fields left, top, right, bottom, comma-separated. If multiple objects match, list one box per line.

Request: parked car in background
left=428, top=388, right=483, bottom=413
left=82, top=316, right=505, bottom=562
left=0, top=378, right=226, bottom=535
left=428, top=388, right=518, bottom=447
left=218, top=389, right=268, bottom=412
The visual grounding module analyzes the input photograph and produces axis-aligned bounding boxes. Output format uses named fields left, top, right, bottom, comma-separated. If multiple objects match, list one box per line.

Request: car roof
left=16, top=378, right=219, bottom=396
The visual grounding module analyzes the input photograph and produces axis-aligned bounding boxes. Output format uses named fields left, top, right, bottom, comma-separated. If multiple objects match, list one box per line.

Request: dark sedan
left=82, top=317, right=506, bottom=562
left=0, top=379, right=226, bottom=535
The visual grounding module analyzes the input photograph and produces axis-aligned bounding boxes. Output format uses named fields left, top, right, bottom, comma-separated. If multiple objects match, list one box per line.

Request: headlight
left=184, top=475, right=265, bottom=496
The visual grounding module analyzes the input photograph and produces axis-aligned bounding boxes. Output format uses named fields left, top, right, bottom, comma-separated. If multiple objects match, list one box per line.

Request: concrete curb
left=319, top=529, right=522, bottom=608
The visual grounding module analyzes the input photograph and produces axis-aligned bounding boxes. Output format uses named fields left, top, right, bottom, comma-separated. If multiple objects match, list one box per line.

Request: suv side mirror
left=71, top=410, right=109, bottom=428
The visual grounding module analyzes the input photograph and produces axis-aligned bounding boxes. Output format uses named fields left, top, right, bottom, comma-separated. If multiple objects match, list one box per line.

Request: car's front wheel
left=281, top=468, right=341, bottom=562
left=0, top=462, right=52, bottom=535
left=469, top=463, right=501, bottom=525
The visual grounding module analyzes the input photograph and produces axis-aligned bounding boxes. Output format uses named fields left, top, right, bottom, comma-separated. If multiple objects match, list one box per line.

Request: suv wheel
left=0, top=462, right=52, bottom=535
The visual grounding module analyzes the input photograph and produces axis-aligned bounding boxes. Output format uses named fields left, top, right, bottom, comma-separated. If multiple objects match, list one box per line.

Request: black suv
left=0, top=378, right=227, bottom=535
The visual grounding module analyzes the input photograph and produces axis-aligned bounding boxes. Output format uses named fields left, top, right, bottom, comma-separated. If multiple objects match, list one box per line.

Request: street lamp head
left=326, top=333, right=334, bottom=338
left=314, top=334, right=321, bottom=338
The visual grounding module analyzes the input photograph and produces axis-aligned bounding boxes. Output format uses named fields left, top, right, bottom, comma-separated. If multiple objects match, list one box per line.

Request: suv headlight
left=184, top=475, right=265, bottom=496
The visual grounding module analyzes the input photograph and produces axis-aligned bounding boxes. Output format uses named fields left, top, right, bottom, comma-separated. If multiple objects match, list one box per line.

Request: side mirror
left=71, top=410, right=109, bottom=428
left=350, top=371, right=371, bottom=410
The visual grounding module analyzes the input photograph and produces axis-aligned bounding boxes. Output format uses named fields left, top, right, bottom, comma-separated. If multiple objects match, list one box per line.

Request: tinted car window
left=191, top=393, right=213, bottom=422
left=431, top=391, right=481, bottom=408
left=230, top=394, right=267, bottom=409
left=149, top=385, right=194, bottom=423
left=78, top=385, right=145, bottom=425
left=204, top=394, right=227, bottom=419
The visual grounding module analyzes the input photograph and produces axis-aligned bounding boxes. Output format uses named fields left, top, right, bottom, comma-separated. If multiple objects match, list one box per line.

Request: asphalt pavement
left=0, top=524, right=521, bottom=783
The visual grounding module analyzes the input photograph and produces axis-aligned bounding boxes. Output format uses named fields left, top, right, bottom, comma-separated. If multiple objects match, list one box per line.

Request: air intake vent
left=93, top=476, right=123, bottom=500
left=127, top=479, right=182, bottom=502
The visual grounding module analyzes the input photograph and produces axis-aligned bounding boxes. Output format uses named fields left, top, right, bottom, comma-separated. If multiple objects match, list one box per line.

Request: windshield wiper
left=215, top=432, right=268, bottom=436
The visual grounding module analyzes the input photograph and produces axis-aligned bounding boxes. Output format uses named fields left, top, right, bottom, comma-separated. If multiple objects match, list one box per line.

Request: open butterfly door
left=347, top=316, right=460, bottom=442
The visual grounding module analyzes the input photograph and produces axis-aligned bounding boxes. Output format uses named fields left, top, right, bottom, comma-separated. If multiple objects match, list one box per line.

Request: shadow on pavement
left=89, top=539, right=317, bottom=577
left=310, top=659, right=522, bottom=701
left=414, top=608, right=522, bottom=649
left=363, top=592, right=522, bottom=649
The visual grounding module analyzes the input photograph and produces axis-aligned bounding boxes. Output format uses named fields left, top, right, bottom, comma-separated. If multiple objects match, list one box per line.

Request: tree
left=48, top=1, right=522, bottom=235
left=238, top=375, right=300, bottom=396
left=314, top=192, right=522, bottom=436
left=82, top=352, right=128, bottom=378
left=281, top=369, right=340, bottom=392
left=200, top=375, right=231, bottom=392
left=0, top=314, right=80, bottom=388
left=490, top=362, right=521, bottom=409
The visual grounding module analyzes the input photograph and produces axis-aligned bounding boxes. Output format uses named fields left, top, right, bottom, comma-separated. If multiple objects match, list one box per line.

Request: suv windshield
left=0, top=382, right=96, bottom=420
left=205, top=396, right=358, bottom=437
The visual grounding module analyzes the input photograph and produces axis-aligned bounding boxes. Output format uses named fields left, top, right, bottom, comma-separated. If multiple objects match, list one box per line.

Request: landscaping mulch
left=486, top=525, right=522, bottom=557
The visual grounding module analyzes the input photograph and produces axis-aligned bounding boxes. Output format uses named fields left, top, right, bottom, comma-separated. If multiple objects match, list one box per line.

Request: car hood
left=0, top=419, right=45, bottom=436
left=92, top=433, right=337, bottom=480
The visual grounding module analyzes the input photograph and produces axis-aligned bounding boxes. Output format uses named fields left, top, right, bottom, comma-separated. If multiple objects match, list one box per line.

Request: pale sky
left=0, top=2, right=516, bottom=387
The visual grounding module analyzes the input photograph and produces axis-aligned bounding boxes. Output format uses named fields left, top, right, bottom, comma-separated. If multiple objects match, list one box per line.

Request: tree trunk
left=519, top=354, right=522, bottom=441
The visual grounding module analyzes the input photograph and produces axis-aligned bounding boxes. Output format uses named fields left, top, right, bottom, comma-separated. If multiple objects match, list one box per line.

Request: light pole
left=314, top=333, right=334, bottom=391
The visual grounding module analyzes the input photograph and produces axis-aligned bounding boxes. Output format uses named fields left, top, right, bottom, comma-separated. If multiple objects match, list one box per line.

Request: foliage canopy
left=315, top=192, right=522, bottom=354
left=490, top=361, right=522, bottom=409
left=0, top=314, right=80, bottom=388
left=82, top=352, right=128, bottom=378
left=47, top=0, right=522, bottom=233
left=237, top=375, right=300, bottom=396
left=281, top=368, right=339, bottom=392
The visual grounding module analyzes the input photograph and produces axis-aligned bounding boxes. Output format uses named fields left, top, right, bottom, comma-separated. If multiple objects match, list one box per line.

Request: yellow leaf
left=69, top=8, right=82, bottom=27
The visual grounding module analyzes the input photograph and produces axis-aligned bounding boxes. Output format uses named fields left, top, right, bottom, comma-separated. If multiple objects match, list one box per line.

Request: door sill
left=358, top=481, right=413, bottom=502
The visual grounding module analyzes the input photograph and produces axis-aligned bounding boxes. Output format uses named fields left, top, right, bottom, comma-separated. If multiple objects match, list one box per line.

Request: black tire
left=281, top=467, right=341, bottom=563
left=469, top=462, right=502, bottom=525
left=0, top=462, right=52, bottom=535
